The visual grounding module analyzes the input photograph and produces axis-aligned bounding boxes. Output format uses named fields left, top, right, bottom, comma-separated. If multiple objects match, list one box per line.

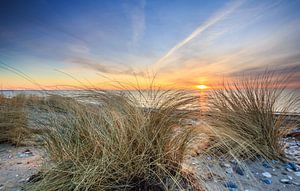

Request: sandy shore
left=0, top=144, right=43, bottom=191
left=0, top=139, right=299, bottom=191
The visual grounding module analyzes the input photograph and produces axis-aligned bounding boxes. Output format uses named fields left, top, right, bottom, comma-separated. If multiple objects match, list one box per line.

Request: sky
left=0, top=0, right=300, bottom=90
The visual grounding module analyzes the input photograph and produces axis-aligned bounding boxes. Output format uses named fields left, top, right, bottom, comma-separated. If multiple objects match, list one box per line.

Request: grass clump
left=205, top=73, right=299, bottom=160
left=28, top=89, right=203, bottom=191
left=0, top=94, right=31, bottom=145
left=27, top=94, right=78, bottom=113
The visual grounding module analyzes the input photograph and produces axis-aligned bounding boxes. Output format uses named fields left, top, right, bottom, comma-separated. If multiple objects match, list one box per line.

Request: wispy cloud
left=69, top=57, right=145, bottom=76
left=124, top=0, right=146, bottom=46
left=69, top=44, right=90, bottom=55
left=153, top=0, right=244, bottom=70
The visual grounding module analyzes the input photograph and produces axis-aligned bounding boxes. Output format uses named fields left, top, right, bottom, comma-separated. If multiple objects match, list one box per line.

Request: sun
left=196, top=84, right=208, bottom=90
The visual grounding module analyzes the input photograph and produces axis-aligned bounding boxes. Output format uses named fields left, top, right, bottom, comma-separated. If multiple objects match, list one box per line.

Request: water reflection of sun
left=196, top=84, right=208, bottom=90
left=195, top=84, right=208, bottom=112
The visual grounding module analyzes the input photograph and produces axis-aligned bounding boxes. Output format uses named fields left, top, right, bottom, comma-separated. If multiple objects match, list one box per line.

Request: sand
left=0, top=144, right=43, bottom=191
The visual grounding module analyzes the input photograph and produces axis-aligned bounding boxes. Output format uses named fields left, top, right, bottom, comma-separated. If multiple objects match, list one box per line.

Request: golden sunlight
left=196, top=84, right=208, bottom=90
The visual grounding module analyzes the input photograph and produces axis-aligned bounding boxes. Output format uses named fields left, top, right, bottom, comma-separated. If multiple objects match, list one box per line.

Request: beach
left=0, top=95, right=299, bottom=191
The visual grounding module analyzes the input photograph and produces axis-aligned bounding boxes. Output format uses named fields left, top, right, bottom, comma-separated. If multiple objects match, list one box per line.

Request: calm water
left=1, top=89, right=299, bottom=113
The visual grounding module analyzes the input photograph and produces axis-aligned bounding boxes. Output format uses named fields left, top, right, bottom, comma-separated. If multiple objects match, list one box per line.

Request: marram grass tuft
left=0, top=94, right=31, bottom=145
left=27, top=89, right=204, bottom=191
left=205, top=73, right=300, bottom=160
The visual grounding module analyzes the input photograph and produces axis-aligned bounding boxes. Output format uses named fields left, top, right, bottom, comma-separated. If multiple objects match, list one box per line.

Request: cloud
left=69, top=57, right=145, bottom=76
left=124, top=0, right=146, bottom=45
left=69, top=44, right=90, bottom=55
left=228, top=63, right=300, bottom=88
left=153, top=0, right=244, bottom=70
left=232, top=63, right=300, bottom=75
left=152, top=0, right=288, bottom=74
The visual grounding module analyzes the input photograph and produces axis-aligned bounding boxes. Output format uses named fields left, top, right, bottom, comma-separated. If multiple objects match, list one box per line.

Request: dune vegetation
left=26, top=90, right=204, bottom=191
left=0, top=93, right=70, bottom=145
left=0, top=94, right=32, bottom=145
left=205, top=73, right=300, bottom=160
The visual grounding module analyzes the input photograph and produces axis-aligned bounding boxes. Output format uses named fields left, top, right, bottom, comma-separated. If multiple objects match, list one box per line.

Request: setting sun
left=196, top=84, right=208, bottom=90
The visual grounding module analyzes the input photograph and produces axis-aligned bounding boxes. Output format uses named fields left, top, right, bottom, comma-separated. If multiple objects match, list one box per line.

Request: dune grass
left=205, top=73, right=300, bottom=160
left=27, top=94, right=78, bottom=113
left=27, top=89, right=204, bottom=191
left=0, top=94, right=32, bottom=145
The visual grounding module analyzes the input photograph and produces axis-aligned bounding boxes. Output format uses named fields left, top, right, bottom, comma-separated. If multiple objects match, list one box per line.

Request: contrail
left=153, top=0, right=244, bottom=70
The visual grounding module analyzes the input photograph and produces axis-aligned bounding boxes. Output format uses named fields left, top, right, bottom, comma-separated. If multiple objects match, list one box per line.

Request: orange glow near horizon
left=1, top=72, right=300, bottom=90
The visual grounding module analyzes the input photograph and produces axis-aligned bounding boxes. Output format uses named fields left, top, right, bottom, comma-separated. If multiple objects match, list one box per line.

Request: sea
left=0, top=89, right=299, bottom=113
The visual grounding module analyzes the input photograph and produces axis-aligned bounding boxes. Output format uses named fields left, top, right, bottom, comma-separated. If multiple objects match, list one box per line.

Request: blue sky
left=0, top=0, right=300, bottom=89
